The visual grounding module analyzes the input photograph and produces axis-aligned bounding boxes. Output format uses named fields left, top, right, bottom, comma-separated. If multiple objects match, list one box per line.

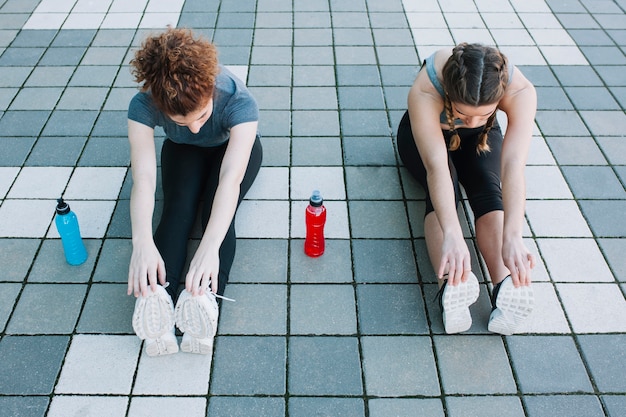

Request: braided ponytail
left=442, top=43, right=509, bottom=154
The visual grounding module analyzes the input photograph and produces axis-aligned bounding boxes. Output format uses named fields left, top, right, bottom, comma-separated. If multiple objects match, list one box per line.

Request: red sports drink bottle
left=304, top=190, right=326, bottom=257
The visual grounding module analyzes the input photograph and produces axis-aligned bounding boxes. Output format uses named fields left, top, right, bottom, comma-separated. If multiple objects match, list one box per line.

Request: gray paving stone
left=10, top=86, right=63, bottom=110
left=345, top=166, right=403, bottom=200
left=25, top=136, right=86, bottom=166
left=207, top=397, right=285, bottom=417
left=545, top=136, right=607, bottom=165
left=335, top=46, right=377, bottom=65
left=352, top=239, right=417, bottom=283
left=0, top=238, right=40, bottom=282
left=523, top=395, right=605, bottom=417
left=434, top=335, right=517, bottom=395
left=247, top=65, right=291, bottom=87
left=568, top=29, right=616, bottom=46
left=258, top=110, right=290, bottom=136
left=333, top=12, right=370, bottom=27
left=290, top=284, right=357, bottom=335
left=579, top=200, right=626, bottom=237
left=294, top=11, right=331, bottom=27
left=39, top=47, right=86, bottom=66
left=0, top=396, right=49, bottom=417
left=368, top=398, right=444, bottom=417
left=0, top=67, right=32, bottom=87
left=535, top=86, right=574, bottom=110
left=259, top=136, right=290, bottom=166
left=219, top=284, right=287, bottom=335
left=373, top=28, right=414, bottom=46
left=292, top=86, right=337, bottom=110
left=338, top=86, right=385, bottom=110
left=78, top=137, right=130, bottom=166
left=551, top=66, right=604, bottom=87
left=0, top=335, right=69, bottom=395
left=288, top=336, right=362, bottom=395
left=0, top=137, right=36, bottom=166
left=69, top=66, right=118, bottom=87
left=92, top=238, right=131, bottom=283
left=210, top=336, right=285, bottom=395
left=361, top=336, right=439, bottom=396
left=215, top=12, right=255, bottom=27
left=602, top=395, right=626, bottom=417
left=565, top=87, right=620, bottom=110
left=91, top=110, right=127, bottom=136
left=293, top=28, right=332, bottom=46
left=289, top=397, right=365, bottom=417
left=578, top=334, right=626, bottom=392
left=0, top=47, right=45, bottom=66
left=446, top=396, right=525, bottom=417
left=12, top=29, right=56, bottom=47
left=28, top=239, right=99, bottom=283
left=6, top=284, right=86, bottom=334
left=25, top=66, right=74, bottom=87
left=597, top=136, right=626, bottom=164
left=41, top=110, right=98, bottom=136
left=292, top=110, right=339, bottom=136
left=250, top=46, right=292, bottom=65
left=76, top=283, right=134, bottom=334
left=507, top=336, right=593, bottom=393
left=0, top=283, right=21, bottom=331
left=340, top=110, right=390, bottom=136
left=178, top=12, right=218, bottom=28
left=535, top=110, right=590, bottom=136
left=357, top=284, right=428, bottom=334
left=292, top=136, right=343, bottom=166
left=293, top=46, right=335, bottom=65
left=292, top=65, right=335, bottom=86
left=336, top=65, right=380, bottom=86
left=597, top=238, right=626, bottom=281
left=343, top=136, right=397, bottom=166
left=289, top=239, right=353, bottom=283
left=595, top=66, right=626, bottom=86
left=562, top=166, right=625, bottom=199
left=349, top=201, right=410, bottom=238
left=0, top=110, right=50, bottom=137
left=254, top=28, right=293, bottom=46
left=230, top=239, right=287, bottom=283
left=52, top=30, right=96, bottom=47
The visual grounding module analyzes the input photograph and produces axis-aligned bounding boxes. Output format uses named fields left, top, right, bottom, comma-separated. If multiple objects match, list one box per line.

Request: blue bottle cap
left=310, top=190, right=323, bottom=207
left=56, top=198, right=71, bottom=215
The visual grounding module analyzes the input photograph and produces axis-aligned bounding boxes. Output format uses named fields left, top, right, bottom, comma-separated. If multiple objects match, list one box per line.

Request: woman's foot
left=438, top=272, right=480, bottom=334
left=488, top=276, right=534, bottom=335
left=175, top=290, right=219, bottom=354
left=132, top=285, right=178, bottom=356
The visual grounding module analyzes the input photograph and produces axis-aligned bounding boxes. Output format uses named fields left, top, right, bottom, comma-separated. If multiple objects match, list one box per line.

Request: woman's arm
left=498, top=68, right=537, bottom=286
left=127, top=119, right=166, bottom=297
left=185, top=120, right=258, bottom=295
left=408, top=60, right=472, bottom=285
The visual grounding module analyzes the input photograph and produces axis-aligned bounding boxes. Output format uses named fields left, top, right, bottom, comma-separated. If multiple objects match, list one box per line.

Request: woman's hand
left=127, top=241, right=166, bottom=297
left=185, top=243, right=220, bottom=296
left=439, top=231, right=472, bottom=286
left=502, top=237, right=535, bottom=287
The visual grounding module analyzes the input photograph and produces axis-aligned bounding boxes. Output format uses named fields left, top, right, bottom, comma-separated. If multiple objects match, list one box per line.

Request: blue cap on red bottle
left=310, top=190, right=323, bottom=207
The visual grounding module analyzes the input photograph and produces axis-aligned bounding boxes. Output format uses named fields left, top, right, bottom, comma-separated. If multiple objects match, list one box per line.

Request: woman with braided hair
left=397, top=43, right=536, bottom=335
left=126, top=28, right=262, bottom=356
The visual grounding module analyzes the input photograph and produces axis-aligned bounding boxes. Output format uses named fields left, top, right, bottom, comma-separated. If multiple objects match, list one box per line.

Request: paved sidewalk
left=0, top=0, right=625, bottom=416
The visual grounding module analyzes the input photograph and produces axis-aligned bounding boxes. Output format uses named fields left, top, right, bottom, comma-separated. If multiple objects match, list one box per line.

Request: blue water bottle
left=55, top=198, right=88, bottom=265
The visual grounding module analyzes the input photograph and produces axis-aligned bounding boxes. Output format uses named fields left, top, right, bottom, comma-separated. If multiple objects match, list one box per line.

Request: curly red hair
left=130, top=27, right=219, bottom=116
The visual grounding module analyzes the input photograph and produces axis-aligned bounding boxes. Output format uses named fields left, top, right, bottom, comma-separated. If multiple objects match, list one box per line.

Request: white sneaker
left=175, top=290, right=219, bottom=354
left=145, top=328, right=179, bottom=356
left=439, top=272, right=480, bottom=334
left=132, top=285, right=178, bottom=356
left=488, top=276, right=534, bottom=335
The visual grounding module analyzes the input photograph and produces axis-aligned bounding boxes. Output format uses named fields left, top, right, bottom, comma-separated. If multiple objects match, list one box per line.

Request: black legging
left=154, top=136, right=262, bottom=300
left=397, top=110, right=504, bottom=219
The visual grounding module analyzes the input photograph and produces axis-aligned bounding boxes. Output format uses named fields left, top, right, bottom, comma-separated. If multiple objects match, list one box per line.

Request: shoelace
left=164, top=281, right=236, bottom=302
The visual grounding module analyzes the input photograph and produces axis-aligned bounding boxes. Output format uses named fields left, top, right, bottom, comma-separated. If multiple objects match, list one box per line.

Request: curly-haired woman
left=127, top=28, right=262, bottom=356
left=397, top=43, right=536, bottom=335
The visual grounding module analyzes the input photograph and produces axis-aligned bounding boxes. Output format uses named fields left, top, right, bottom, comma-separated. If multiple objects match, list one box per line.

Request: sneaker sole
left=442, top=273, right=480, bottom=334
left=145, top=332, right=179, bottom=357
left=180, top=334, right=213, bottom=355
left=488, top=278, right=534, bottom=335
left=175, top=291, right=219, bottom=340
left=132, top=286, right=175, bottom=340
